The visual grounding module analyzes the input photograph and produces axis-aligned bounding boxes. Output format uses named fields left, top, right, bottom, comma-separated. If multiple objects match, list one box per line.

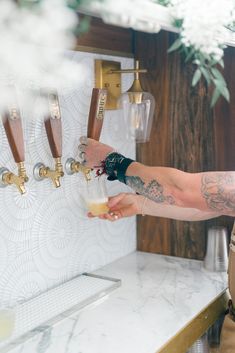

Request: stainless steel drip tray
left=0, top=273, right=121, bottom=352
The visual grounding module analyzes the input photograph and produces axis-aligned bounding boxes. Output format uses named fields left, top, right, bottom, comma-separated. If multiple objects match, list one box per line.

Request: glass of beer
left=85, top=176, right=109, bottom=216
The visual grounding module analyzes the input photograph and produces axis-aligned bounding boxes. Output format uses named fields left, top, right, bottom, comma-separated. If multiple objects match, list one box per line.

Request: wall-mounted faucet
left=0, top=89, right=28, bottom=194
left=33, top=91, right=64, bottom=188
left=65, top=88, right=107, bottom=181
left=65, top=157, right=91, bottom=182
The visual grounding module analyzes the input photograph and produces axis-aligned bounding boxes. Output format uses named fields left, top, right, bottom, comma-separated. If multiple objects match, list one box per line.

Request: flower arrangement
left=157, top=0, right=235, bottom=106
left=76, top=0, right=235, bottom=107
left=10, top=0, right=235, bottom=107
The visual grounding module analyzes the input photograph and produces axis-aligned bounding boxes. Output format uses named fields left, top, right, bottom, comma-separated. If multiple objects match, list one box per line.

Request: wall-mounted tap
left=33, top=91, right=64, bottom=188
left=0, top=89, right=28, bottom=194
left=65, top=157, right=91, bottom=182
left=65, top=88, right=107, bottom=181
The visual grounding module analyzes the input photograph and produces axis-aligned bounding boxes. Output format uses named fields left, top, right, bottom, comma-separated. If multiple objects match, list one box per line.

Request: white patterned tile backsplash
left=0, top=51, right=136, bottom=304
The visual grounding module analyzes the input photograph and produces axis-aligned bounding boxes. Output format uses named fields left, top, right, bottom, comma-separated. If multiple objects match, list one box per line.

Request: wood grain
left=135, top=31, right=172, bottom=255
left=87, top=88, right=107, bottom=141
left=135, top=32, right=215, bottom=259
left=44, top=118, right=62, bottom=159
left=2, top=112, right=25, bottom=163
left=76, top=16, right=133, bottom=55
left=168, top=40, right=215, bottom=259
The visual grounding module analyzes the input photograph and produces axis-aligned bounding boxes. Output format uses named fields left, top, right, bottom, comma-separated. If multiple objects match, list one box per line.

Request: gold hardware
left=158, top=290, right=229, bottom=353
left=66, top=158, right=91, bottom=182
left=2, top=162, right=28, bottom=194
left=72, top=161, right=91, bottom=182
left=95, top=60, right=121, bottom=109
left=95, top=59, right=147, bottom=109
left=38, top=158, right=64, bottom=188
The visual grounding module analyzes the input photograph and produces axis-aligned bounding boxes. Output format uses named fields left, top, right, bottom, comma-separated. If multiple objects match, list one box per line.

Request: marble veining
left=0, top=251, right=227, bottom=353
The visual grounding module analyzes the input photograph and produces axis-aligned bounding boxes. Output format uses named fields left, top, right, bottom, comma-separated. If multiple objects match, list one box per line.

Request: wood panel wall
left=135, top=32, right=216, bottom=260
left=76, top=17, right=235, bottom=260
left=76, top=16, right=133, bottom=55
left=134, top=32, right=172, bottom=255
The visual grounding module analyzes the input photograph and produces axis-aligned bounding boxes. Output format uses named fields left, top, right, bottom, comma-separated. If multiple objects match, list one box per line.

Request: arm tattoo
left=201, top=173, right=235, bottom=212
left=126, top=176, right=175, bottom=205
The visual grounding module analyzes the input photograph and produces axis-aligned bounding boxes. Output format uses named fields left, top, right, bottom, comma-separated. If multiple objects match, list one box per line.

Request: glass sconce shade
left=118, top=91, right=155, bottom=143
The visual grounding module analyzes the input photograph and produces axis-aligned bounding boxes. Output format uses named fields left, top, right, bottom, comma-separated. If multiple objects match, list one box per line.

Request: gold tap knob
left=0, top=162, right=28, bottom=194
left=65, top=158, right=91, bottom=181
left=34, top=158, right=64, bottom=188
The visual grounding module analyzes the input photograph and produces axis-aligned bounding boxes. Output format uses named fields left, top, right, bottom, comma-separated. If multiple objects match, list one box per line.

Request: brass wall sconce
left=95, top=59, right=155, bottom=143
left=0, top=89, right=28, bottom=194
left=33, top=91, right=64, bottom=188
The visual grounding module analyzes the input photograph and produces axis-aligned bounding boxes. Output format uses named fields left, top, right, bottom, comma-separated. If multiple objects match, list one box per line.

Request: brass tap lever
left=33, top=157, right=64, bottom=188
left=0, top=162, right=29, bottom=194
left=65, top=158, right=91, bottom=182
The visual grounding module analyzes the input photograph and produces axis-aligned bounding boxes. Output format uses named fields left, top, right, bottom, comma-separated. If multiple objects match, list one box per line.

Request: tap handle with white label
left=87, top=88, right=107, bottom=141
left=44, top=91, right=62, bottom=159
left=2, top=89, right=25, bottom=163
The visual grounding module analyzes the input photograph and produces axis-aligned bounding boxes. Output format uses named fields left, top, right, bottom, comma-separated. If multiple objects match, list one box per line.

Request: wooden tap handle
left=44, top=91, right=62, bottom=159
left=87, top=88, right=107, bottom=141
left=2, top=93, right=25, bottom=163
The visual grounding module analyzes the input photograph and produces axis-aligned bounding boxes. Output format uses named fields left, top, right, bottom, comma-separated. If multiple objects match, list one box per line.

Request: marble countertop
left=3, top=251, right=228, bottom=353
left=75, top=252, right=227, bottom=353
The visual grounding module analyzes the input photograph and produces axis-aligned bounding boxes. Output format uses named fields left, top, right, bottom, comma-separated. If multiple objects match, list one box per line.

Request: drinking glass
left=85, top=176, right=109, bottom=216
left=203, top=226, right=228, bottom=272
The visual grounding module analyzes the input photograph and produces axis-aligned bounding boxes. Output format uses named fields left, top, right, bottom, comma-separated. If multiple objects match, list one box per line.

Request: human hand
left=78, top=137, right=114, bottom=169
left=88, top=193, right=143, bottom=221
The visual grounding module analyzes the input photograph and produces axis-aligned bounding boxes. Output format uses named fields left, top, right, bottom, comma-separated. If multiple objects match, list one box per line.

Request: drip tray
left=0, top=273, right=121, bottom=352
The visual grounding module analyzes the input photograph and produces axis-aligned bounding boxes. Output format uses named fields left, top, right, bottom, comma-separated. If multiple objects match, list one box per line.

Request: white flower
left=169, top=0, right=235, bottom=60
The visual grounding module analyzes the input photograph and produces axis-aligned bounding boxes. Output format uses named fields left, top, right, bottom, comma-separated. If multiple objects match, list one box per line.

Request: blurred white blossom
left=0, top=0, right=88, bottom=113
left=169, top=0, right=235, bottom=60
left=89, top=0, right=161, bottom=32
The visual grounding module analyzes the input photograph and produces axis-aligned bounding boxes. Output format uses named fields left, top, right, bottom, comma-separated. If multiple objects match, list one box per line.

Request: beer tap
left=33, top=91, right=64, bottom=188
left=65, top=88, right=107, bottom=181
left=0, top=89, right=28, bottom=194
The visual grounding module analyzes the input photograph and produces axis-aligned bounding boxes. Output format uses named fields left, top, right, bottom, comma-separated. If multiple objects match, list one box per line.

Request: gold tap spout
left=2, top=162, right=29, bottom=194
left=67, top=159, right=91, bottom=181
left=38, top=157, right=64, bottom=188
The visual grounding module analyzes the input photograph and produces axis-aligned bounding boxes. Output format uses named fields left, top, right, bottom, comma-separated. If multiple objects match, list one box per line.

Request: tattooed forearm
left=201, top=173, right=235, bottom=212
left=126, top=176, right=175, bottom=205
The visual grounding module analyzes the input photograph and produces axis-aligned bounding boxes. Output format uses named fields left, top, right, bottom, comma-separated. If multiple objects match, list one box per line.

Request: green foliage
left=17, top=0, right=88, bottom=10
left=17, top=0, right=41, bottom=9
left=17, top=0, right=230, bottom=108
left=66, top=0, right=89, bottom=10
left=74, top=15, right=91, bottom=35
left=168, top=38, right=229, bottom=107
left=156, top=0, right=170, bottom=5
left=168, top=38, right=182, bottom=53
